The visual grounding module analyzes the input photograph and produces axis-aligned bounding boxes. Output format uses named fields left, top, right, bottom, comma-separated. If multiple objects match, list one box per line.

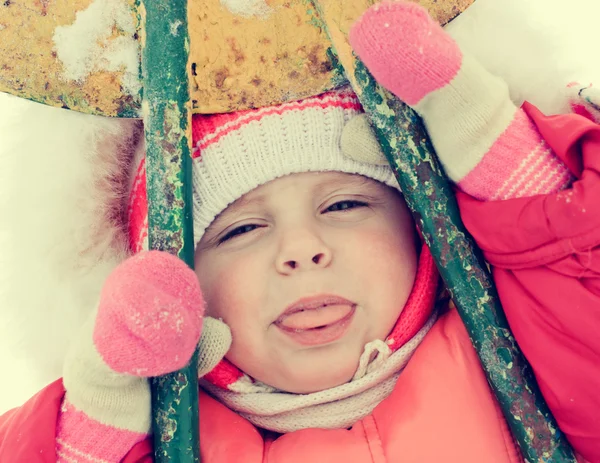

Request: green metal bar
left=310, top=2, right=576, bottom=461
left=140, top=0, right=199, bottom=461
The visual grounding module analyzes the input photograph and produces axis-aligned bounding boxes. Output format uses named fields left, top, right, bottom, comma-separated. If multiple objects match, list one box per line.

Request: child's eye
left=325, top=200, right=368, bottom=213
left=219, top=224, right=260, bottom=243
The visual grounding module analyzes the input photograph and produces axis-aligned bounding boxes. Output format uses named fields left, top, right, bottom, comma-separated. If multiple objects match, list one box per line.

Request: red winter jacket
left=1, top=104, right=599, bottom=462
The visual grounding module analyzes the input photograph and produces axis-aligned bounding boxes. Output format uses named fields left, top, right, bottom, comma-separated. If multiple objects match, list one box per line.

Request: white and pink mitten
left=349, top=1, right=573, bottom=200
left=56, top=251, right=230, bottom=462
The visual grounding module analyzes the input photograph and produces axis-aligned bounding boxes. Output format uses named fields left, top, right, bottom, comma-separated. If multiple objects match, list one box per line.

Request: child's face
left=195, top=172, right=417, bottom=393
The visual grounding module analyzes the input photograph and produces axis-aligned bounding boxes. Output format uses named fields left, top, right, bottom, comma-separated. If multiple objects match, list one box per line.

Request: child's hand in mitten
left=56, top=251, right=230, bottom=463
left=349, top=1, right=573, bottom=200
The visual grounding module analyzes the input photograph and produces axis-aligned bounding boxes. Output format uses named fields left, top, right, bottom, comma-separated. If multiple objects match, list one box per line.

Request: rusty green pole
left=140, top=0, right=199, bottom=461
left=310, top=2, right=576, bottom=461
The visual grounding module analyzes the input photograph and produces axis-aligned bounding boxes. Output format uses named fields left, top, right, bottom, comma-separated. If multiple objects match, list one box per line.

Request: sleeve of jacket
left=0, top=380, right=64, bottom=462
left=455, top=102, right=600, bottom=462
left=0, top=379, right=153, bottom=462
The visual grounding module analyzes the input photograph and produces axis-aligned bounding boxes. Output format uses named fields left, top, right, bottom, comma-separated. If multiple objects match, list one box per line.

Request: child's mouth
left=275, top=298, right=356, bottom=346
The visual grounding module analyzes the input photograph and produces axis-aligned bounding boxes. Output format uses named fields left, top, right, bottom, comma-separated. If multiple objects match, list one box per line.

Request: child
left=1, top=1, right=599, bottom=461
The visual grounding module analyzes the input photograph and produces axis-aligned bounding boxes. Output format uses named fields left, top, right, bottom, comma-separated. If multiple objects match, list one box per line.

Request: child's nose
left=275, top=229, right=332, bottom=274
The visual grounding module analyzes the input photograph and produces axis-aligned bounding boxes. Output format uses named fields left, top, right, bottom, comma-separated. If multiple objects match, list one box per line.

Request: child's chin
left=282, top=378, right=352, bottom=394
left=277, top=358, right=360, bottom=394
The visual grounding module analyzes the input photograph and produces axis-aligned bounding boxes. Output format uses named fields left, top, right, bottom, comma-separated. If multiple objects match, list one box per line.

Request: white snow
left=52, top=0, right=141, bottom=96
left=220, top=0, right=273, bottom=19
left=446, top=0, right=600, bottom=115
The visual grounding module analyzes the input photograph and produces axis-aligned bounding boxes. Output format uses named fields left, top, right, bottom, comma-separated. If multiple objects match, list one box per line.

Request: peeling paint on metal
left=154, top=402, right=178, bottom=443
left=145, top=101, right=188, bottom=255
left=141, top=0, right=197, bottom=460
left=169, top=20, right=182, bottom=36
left=138, top=1, right=147, bottom=48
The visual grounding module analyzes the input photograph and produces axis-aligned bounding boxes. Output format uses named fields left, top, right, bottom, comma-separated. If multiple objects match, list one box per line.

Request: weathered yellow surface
left=189, top=0, right=344, bottom=114
left=0, top=0, right=474, bottom=117
left=0, top=0, right=141, bottom=117
left=190, top=0, right=474, bottom=114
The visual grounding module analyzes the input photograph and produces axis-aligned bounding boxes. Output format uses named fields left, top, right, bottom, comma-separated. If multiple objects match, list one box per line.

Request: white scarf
left=200, top=312, right=437, bottom=433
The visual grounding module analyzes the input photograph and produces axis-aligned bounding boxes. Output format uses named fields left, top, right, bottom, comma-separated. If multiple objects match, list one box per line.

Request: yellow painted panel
left=0, top=0, right=473, bottom=116
left=190, top=0, right=474, bottom=114
left=189, top=0, right=344, bottom=114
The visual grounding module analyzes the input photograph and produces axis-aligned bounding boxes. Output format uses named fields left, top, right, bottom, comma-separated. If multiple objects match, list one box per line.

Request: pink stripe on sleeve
left=56, top=400, right=147, bottom=463
left=458, top=109, right=574, bottom=200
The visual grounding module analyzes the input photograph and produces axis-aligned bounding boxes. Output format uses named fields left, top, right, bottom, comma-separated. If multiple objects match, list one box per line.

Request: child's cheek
left=352, top=226, right=415, bottom=262
left=204, top=254, right=262, bottom=324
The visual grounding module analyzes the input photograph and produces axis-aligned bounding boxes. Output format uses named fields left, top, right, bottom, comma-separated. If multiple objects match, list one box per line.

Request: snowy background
left=1, top=0, right=600, bottom=415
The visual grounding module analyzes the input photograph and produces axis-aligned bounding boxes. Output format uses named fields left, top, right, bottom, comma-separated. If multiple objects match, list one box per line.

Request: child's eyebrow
left=229, top=193, right=267, bottom=212
left=312, top=174, right=372, bottom=193
left=209, top=194, right=267, bottom=229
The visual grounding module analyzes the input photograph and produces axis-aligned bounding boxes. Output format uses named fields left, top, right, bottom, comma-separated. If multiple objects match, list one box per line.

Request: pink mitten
left=56, top=251, right=205, bottom=462
left=349, top=1, right=573, bottom=200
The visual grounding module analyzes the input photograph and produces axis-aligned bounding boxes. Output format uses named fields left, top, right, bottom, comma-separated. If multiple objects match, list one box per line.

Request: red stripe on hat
left=192, top=94, right=362, bottom=158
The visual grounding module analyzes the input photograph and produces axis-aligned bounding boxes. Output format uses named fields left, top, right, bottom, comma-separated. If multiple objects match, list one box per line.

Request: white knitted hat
left=191, top=86, right=398, bottom=244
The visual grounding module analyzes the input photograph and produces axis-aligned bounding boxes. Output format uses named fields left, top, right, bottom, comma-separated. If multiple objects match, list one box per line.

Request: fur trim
left=0, top=93, right=140, bottom=412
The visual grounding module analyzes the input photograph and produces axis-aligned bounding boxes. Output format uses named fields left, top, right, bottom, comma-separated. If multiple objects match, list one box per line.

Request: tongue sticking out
left=277, top=304, right=354, bottom=330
